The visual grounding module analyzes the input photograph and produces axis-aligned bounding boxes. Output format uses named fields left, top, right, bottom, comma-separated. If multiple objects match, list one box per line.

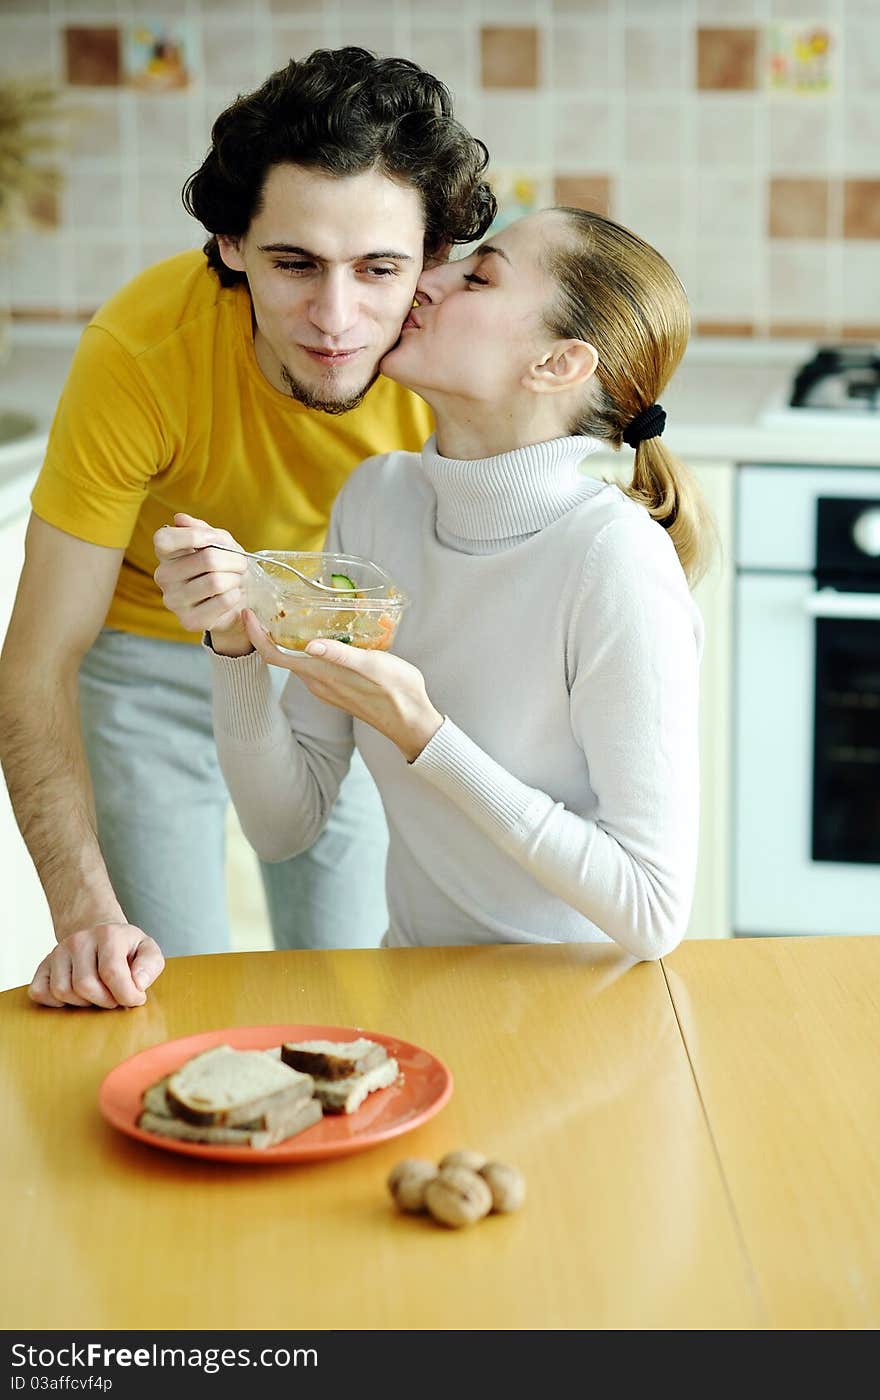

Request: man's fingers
left=46, top=946, right=92, bottom=1008
left=129, top=939, right=165, bottom=993
left=28, top=956, right=65, bottom=1008
left=94, top=943, right=146, bottom=1009
left=71, top=940, right=129, bottom=1010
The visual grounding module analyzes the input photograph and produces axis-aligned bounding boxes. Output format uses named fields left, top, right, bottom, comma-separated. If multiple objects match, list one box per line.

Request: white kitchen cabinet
left=0, top=506, right=56, bottom=991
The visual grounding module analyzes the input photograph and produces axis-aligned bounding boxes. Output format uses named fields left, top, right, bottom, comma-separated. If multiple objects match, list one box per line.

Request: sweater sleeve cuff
left=412, top=716, right=550, bottom=846
left=205, top=641, right=287, bottom=746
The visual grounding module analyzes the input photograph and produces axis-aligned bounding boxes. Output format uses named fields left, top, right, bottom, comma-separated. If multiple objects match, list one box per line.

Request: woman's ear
left=216, top=235, right=246, bottom=273
left=523, top=339, right=599, bottom=395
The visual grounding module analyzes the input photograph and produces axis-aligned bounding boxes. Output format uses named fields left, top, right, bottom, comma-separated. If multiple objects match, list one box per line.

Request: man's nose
left=309, top=274, right=356, bottom=336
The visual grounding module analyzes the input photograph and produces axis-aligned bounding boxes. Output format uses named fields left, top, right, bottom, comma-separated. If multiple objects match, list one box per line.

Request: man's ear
left=523, top=340, right=599, bottom=395
left=216, top=235, right=246, bottom=273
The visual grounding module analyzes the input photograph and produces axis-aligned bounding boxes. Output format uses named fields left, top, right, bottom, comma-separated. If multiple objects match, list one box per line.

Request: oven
left=734, top=465, right=880, bottom=936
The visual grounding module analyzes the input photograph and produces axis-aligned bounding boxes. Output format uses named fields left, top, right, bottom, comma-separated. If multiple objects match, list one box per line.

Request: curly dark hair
left=183, top=47, right=496, bottom=286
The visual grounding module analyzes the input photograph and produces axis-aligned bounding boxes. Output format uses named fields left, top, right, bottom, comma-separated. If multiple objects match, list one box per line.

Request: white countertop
left=1, top=325, right=878, bottom=529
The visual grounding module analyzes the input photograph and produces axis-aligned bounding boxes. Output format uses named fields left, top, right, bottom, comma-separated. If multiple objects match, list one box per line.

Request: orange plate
left=98, top=1024, right=453, bottom=1165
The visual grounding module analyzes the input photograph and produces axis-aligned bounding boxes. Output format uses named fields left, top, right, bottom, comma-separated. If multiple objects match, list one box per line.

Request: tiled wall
left=3, top=0, right=879, bottom=339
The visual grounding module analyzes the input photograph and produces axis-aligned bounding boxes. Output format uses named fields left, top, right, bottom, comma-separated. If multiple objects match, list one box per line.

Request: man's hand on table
left=29, top=924, right=165, bottom=1010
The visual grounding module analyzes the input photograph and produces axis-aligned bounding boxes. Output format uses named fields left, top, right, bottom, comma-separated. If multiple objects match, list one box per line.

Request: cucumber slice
left=329, top=573, right=357, bottom=592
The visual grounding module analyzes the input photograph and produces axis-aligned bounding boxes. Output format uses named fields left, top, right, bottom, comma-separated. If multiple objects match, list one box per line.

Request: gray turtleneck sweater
left=210, top=435, right=703, bottom=959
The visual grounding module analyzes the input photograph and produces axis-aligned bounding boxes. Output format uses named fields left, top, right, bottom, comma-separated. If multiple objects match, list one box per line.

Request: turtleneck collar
left=419, top=433, right=605, bottom=548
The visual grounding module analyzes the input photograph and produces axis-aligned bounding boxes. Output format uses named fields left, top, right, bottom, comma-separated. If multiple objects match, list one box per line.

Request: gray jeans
left=78, top=628, right=389, bottom=956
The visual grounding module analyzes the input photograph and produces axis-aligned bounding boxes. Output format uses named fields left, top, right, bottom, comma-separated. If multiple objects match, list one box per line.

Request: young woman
left=155, top=208, right=713, bottom=960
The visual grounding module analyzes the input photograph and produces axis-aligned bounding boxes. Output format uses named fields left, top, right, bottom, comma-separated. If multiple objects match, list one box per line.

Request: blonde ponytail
left=544, top=207, right=716, bottom=589
left=628, top=438, right=715, bottom=588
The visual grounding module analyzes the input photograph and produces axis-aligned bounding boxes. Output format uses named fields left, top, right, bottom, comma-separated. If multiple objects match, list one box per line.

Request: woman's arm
left=210, top=646, right=355, bottom=862
left=411, top=518, right=701, bottom=959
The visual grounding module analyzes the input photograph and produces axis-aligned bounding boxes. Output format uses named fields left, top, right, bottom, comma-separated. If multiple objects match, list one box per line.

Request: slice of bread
left=139, top=1095, right=323, bottom=1149
left=165, top=1045, right=314, bottom=1127
left=280, top=1037, right=387, bottom=1081
left=313, top=1056, right=399, bottom=1114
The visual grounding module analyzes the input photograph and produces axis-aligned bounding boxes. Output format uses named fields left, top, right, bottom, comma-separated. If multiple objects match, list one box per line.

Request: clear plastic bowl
left=244, top=551, right=408, bottom=652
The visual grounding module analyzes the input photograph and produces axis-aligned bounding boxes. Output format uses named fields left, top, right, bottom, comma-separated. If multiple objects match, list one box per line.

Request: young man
left=0, top=47, right=495, bottom=1011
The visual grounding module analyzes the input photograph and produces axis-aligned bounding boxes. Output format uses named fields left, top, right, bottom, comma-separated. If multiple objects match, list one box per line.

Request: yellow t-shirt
left=31, top=250, right=433, bottom=644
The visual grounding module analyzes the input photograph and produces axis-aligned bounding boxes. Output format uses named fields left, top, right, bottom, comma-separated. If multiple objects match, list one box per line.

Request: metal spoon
left=198, top=543, right=385, bottom=594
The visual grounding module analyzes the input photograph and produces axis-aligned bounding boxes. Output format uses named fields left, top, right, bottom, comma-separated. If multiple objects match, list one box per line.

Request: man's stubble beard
left=279, top=363, right=381, bottom=416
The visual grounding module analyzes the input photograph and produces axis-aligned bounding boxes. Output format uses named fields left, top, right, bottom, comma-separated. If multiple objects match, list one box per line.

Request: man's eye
left=362, top=266, right=397, bottom=277
left=463, top=272, right=489, bottom=286
left=274, top=261, right=313, bottom=274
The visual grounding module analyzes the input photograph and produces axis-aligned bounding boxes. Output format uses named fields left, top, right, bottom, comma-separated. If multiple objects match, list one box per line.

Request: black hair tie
left=623, top=402, right=666, bottom=448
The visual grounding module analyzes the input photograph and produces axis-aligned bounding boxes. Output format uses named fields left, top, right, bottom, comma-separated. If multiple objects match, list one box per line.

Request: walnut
left=424, top=1166, right=493, bottom=1228
left=438, top=1148, right=487, bottom=1173
left=479, top=1161, right=526, bottom=1214
left=387, top=1158, right=438, bottom=1213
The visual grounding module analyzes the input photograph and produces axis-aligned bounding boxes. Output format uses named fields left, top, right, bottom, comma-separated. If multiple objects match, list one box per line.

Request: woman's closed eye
left=463, top=272, right=489, bottom=287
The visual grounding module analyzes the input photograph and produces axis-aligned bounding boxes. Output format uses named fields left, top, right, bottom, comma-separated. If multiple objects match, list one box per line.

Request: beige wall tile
left=769, top=177, right=832, bottom=239
left=553, top=175, right=611, bottom=216
left=697, top=27, right=759, bottom=91
left=0, top=20, right=59, bottom=78
left=479, top=94, right=549, bottom=163
left=402, top=27, right=469, bottom=96
left=7, top=230, right=66, bottom=311
left=618, top=171, right=686, bottom=246
left=625, top=25, right=687, bottom=92
left=201, top=24, right=258, bottom=87
left=844, top=20, right=880, bottom=91
left=62, top=1, right=121, bottom=14
left=769, top=104, right=831, bottom=174
left=838, top=241, right=880, bottom=323
left=269, top=0, right=326, bottom=13
left=549, top=23, right=613, bottom=90
left=134, top=96, right=196, bottom=165
left=270, top=27, right=327, bottom=69
left=63, top=168, right=125, bottom=228
left=624, top=0, right=685, bottom=16
left=697, top=174, right=761, bottom=241
left=691, top=240, right=761, bottom=320
left=695, top=95, right=757, bottom=165
left=71, top=236, right=129, bottom=311
left=136, top=168, right=201, bottom=238
left=67, top=98, right=122, bottom=159
left=8, top=0, right=874, bottom=338
left=770, top=0, right=833, bottom=14
left=842, top=105, right=880, bottom=178
left=554, top=99, right=613, bottom=168
left=481, top=0, right=541, bottom=16
left=767, top=242, right=831, bottom=319
left=334, top=23, right=398, bottom=55
left=698, top=0, right=760, bottom=17
left=481, top=26, right=540, bottom=89
left=843, top=180, right=880, bottom=239
left=625, top=102, right=684, bottom=165
left=552, top=0, right=610, bottom=13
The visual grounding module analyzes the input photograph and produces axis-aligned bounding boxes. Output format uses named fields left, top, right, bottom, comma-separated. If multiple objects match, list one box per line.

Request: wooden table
left=662, top=935, right=880, bottom=1330
left=2, top=937, right=876, bottom=1330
